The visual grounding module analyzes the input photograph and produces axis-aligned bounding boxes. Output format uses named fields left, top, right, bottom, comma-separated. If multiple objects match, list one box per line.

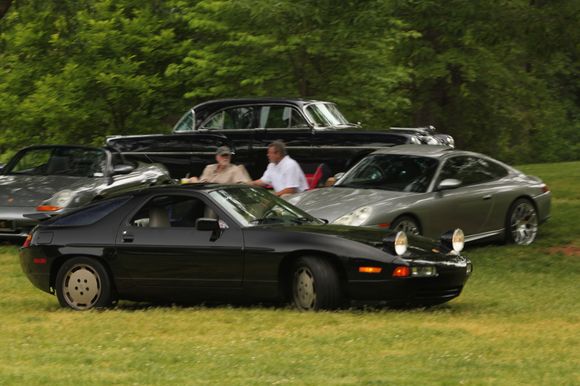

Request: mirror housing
left=437, top=178, right=462, bottom=191
left=195, top=218, right=220, bottom=231
left=112, top=164, right=135, bottom=175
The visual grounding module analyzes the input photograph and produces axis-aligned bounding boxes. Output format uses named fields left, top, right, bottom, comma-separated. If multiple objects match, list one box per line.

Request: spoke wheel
left=56, top=257, right=113, bottom=310
left=391, top=216, right=421, bottom=236
left=291, top=257, right=341, bottom=311
left=507, top=199, right=538, bottom=245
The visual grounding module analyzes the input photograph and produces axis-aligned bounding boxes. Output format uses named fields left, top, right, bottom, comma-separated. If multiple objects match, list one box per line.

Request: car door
left=115, top=193, right=244, bottom=293
left=426, top=155, right=499, bottom=237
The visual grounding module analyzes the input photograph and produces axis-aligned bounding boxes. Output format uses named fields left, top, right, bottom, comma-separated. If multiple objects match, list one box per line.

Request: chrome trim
left=464, top=229, right=504, bottom=242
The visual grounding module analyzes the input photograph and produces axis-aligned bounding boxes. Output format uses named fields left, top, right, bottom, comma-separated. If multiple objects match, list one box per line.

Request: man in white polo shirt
left=252, top=141, right=309, bottom=197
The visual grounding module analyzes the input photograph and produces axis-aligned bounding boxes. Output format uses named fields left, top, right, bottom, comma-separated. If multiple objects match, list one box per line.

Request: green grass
left=1, top=161, right=579, bottom=385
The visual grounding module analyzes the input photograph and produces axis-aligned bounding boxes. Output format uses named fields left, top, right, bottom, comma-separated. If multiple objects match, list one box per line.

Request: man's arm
left=274, top=187, right=298, bottom=197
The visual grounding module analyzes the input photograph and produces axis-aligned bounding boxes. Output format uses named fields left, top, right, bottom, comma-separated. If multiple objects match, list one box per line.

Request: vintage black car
left=106, top=98, right=454, bottom=180
left=20, top=184, right=471, bottom=311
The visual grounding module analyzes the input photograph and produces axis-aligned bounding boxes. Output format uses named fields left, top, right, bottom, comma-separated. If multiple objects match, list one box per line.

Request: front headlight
left=440, top=228, right=465, bottom=253
left=333, top=206, right=371, bottom=226
left=394, top=231, right=408, bottom=255
left=52, top=190, right=74, bottom=208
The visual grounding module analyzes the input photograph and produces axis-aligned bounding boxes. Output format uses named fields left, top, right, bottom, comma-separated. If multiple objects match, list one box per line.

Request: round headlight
left=52, top=190, right=74, bottom=207
left=333, top=206, right=371, bottom=226
left=452, top=228, right=465, bottom=252
left=394, top=231, right=408, bottom=256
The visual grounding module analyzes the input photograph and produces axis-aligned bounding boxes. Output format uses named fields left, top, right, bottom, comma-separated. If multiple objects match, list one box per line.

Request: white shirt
left=260, top=155, right=309, bottom=193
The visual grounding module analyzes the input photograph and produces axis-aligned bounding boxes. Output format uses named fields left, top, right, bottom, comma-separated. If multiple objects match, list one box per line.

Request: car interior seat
left=149, top=206, right=170, bottom=228
left=306, top=163, right=332, bottom=190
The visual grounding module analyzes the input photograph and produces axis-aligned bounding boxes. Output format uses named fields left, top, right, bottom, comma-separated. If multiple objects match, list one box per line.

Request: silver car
left=0, top=145, right=172, bottom=238
left=289, top=145, right=551, bottom=245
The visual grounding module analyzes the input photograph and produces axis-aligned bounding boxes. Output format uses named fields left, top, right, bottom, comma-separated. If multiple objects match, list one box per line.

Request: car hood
left=291, top=187, right=410, bottom=222
left=0, top=175, right=99, bottom=207
left=264, top=223, right=456, bottom=260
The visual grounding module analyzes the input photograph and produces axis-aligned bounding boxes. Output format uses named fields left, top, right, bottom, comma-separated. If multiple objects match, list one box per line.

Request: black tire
left=55, top=257, right=114, bottom=310
left=291, top=256, right=341, bottom=311
left=391, top=216, right=421, bottom=236
left=505, top=198, right=538, bottom=245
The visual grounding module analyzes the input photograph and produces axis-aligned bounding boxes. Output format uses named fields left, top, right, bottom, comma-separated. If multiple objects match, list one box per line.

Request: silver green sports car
left=289, top=145, right=551, bottom=245
left=0, top=145, right=172, bottom=238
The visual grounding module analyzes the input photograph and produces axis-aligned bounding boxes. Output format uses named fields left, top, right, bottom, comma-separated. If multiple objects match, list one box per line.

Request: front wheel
left=391, top=216, right=421, bottom=236
left=506, top=199, right=538, bottom=245
left=291, top=257, right=341, bottom=311
left=55, top=257, right=114, bottom=310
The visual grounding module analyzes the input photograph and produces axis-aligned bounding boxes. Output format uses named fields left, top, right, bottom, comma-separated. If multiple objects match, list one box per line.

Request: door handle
left=482, top=194, right=492, bottom=200
left=122, top=231, right=134, bottom=242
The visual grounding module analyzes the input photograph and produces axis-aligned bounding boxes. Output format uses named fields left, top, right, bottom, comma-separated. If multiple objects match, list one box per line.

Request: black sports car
left=20, top=184, right=472, bottom=311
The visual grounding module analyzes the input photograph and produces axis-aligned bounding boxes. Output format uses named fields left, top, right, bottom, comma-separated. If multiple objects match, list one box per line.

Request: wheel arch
left=391, top=212, right=423, bottom=234
left=277, top=250, right=347, bottom=302
left=49, top=254, right=116, bottom=295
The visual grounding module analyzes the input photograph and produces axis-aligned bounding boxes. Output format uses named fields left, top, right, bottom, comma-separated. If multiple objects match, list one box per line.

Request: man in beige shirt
left=187, top=146, right=251, bottom=184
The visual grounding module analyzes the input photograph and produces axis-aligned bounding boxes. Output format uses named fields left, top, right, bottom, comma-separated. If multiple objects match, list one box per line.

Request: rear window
left=46, top=196, right=132, bottom=227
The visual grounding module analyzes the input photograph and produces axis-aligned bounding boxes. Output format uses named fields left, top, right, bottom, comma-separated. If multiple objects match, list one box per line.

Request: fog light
left=411, top=266, right=437, bottom=277
left=466, top=262, right=473, bottom=275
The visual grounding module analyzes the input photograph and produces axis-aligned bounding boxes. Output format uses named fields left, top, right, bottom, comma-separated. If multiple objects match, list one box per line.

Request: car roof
left=192, top=98, right=331, bottom=111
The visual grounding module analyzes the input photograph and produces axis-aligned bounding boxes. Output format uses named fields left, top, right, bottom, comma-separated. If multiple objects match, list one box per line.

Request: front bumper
left=347, top=262, right=470, bottom=306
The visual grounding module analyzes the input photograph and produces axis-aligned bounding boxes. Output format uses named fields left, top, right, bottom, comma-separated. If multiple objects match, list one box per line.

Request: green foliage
left=0, top=0, right=578, bottom=163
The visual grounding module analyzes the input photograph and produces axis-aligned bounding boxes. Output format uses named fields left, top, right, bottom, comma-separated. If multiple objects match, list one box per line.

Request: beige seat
left=149, top=206, right=170, bottom=228
left=203, top=206, right=217, bottom=219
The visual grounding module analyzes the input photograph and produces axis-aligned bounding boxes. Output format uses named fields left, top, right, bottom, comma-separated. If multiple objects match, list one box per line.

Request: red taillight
left=392, top=266, right=410, bottom=277
left=33, top=258, right=47, bottom=264
left=359, top=266, right=382, bottom=274
left=22, top=234, right=32, bottom=248
left=36, top=205, right=62, bottom=212
left=542, top=185, right=550, bottom=193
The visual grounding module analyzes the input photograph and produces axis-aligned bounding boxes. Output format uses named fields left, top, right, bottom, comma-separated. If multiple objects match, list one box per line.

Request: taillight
left=22, top=234, right=32, bottom=248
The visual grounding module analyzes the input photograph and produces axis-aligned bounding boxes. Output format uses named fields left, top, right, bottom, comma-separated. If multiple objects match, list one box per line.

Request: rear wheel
left=391, top=216, right=421, bottom=236
left=55, top=257, right=113, bottom=310
left=506, top=198, right=538, bottom=245
left=291, top=257, right=341, bottom=311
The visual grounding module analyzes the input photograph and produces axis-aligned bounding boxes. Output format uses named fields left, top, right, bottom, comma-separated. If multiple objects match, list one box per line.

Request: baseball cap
left=216, top=146, right=232, bottom=156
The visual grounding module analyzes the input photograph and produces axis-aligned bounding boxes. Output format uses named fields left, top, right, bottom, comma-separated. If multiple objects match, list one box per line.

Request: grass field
left=0, top=162, right=578, bottom=385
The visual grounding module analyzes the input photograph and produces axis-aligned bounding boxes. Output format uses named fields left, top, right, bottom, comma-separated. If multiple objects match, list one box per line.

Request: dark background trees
left=0, top=0, right=578, bottom=162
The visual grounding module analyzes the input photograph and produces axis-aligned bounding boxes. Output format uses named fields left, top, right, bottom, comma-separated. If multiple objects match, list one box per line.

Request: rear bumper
left=19, top=247, right=52, bottom=293
left=534, top=191, right=551, bottom=224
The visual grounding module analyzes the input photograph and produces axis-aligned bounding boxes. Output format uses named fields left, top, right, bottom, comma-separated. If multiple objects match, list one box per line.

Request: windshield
left=5, top=147, right=107, bottom=177
left=209, top=187, right=323, bottom=227
left=305, top=103, right=352, bottom=127
left=337, top=154, right=439, bottom=193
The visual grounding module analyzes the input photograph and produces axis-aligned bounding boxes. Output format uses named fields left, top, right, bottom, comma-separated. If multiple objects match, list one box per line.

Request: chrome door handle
left=482, top=194, right=492, bottom=200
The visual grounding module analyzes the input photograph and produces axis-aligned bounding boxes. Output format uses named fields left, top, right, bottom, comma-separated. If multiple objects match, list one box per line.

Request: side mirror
left=195, top=218, right=220, bottom=231
left=112, top=164, right=135, bottom=175
left=437, top=178, right=462, bottom=191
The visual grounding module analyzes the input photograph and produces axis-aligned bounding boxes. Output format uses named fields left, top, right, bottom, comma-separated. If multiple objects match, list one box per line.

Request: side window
left=130, top=195, right=218, bottom=228
left=440, top=156, right=506, bottom=186
left=48, top=196, right=132, bottom=227
left=258, top=106, right=309, bottom=129
left=203, top=107, right=255, bottom=130
left=173, top=111, right=195, bottom=132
